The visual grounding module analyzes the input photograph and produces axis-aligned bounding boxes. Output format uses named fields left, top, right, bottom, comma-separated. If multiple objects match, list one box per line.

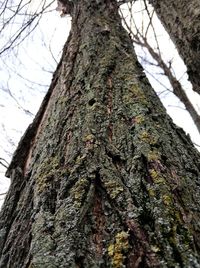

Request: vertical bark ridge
left=1, top=0, right=200, bottom=267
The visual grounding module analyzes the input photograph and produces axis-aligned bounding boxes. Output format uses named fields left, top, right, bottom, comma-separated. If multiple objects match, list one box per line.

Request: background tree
left=1, top=0, right=200, bottom=267
left=121, top=0, right=200, bottom=135
left=149, top=0, right=200, bottom=95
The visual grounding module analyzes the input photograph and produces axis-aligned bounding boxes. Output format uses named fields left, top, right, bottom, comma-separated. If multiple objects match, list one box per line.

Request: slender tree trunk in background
left=133, top=36, right=200, bottom=134
left=149, top=0, right=200, bottom=95
left=1, top=0, right=200, bottom=267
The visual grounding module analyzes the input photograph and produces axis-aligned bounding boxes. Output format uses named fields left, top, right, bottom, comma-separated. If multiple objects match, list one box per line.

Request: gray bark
left=0, top=0, right=200, bottom=267
left=149, top=0, right=200, bottom=95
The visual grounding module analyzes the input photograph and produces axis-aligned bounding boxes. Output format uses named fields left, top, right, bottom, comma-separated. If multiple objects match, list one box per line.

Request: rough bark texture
left=149, top=0, right=200, bottom=95
left=1, top=0, right=200, bottom=267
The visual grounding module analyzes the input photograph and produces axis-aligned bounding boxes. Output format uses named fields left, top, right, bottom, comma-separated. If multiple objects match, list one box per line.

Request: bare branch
left=0, top=0, right=55, bottom=56
left=120, top=1, right=200, bottom=135
left=0, top=158, right=8, bottom=169
left=0, top=192, right=7, bottom=196
left=0, top=158, right=9, bottom=165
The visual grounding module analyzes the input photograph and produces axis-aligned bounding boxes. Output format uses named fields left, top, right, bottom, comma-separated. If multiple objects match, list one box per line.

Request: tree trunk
left=149, top=0, right=200, bottom=95
left=1, top=0, right=200, bottom=267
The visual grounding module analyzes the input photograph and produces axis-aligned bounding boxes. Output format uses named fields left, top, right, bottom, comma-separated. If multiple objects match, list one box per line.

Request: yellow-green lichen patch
left=174, top=211, right=182, bottom=223
left=36, top=156, right=60, bottom=192
left=147, top=150, right=161, bottom=161
left=149, top=169, right=165, bottom=184
left=108, top=231, right=130, bottom=268
left=139, top=131, right=158, bottom=145
left=134, top=115, right=145, bottom=124
left=162, top=194, right=172, bottom=206
left=147, top=186, right=156, bottom=198
left=83, top=133, right=96, bottom=150
left=104, top=180, right=124, bottom=199
left=70, top=178, right=90, bottom=207
left=83, top=134, right=95, bottom=142
left=129, top=85, right=148, bottom=105
left=56, top=96, right=68, bottom=106
left=75, top=154, right=87, bottom=164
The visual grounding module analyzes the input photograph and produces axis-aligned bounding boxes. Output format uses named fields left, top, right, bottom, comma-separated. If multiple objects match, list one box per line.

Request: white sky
left=0, top=0, right=200, bottom=206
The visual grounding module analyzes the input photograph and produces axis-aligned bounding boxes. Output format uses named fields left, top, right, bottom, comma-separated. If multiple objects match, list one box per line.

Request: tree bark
left=149, top=0, right=200, bottom=95
left=1, top=0, right=200, bottom=267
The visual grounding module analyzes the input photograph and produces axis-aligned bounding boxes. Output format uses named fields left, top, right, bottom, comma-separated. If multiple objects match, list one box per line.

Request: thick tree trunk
left=1, top=0, right=200, bottom=267
left=149, top=0, right=200, bottom=95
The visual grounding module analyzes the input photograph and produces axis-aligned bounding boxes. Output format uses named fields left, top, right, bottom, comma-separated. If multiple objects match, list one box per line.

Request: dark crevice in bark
left=170, top=243, right=184, bottom=268
left=88, top=98, right=96, bottom=106
left=75, top=256, right=85, bottom=268
left=142, top=154, right=154, bottom=184
left=105, top=148, right=126, bottom=167
left=42, top=187, right=58, bottom=215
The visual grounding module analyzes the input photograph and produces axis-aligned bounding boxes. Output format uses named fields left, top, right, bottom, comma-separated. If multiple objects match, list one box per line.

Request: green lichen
left=83, top=134, right=95, bottom=142
left=36, top=156, right=60, bottom=192
left=104, top=180, right=124, bottom=199
left=139, top=131, right=157, bottom=145
left=162, top=194, right=172, bottom=206
left=147, top=150, right=161, bottom=161
left=149, top=169, right=165, bottom=184
left=70, top=178, right=89, bottom=207
left=147, top=186, right=156, bottom=198
left=75, top=154, right=87, bottom=164
left=129, top=85, right=148, bottom=105
left=135, top=115, right=145, bottom=124
left=108, top=231, right=129, bottom=268
left=57, top=96, right=68, bottom=105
